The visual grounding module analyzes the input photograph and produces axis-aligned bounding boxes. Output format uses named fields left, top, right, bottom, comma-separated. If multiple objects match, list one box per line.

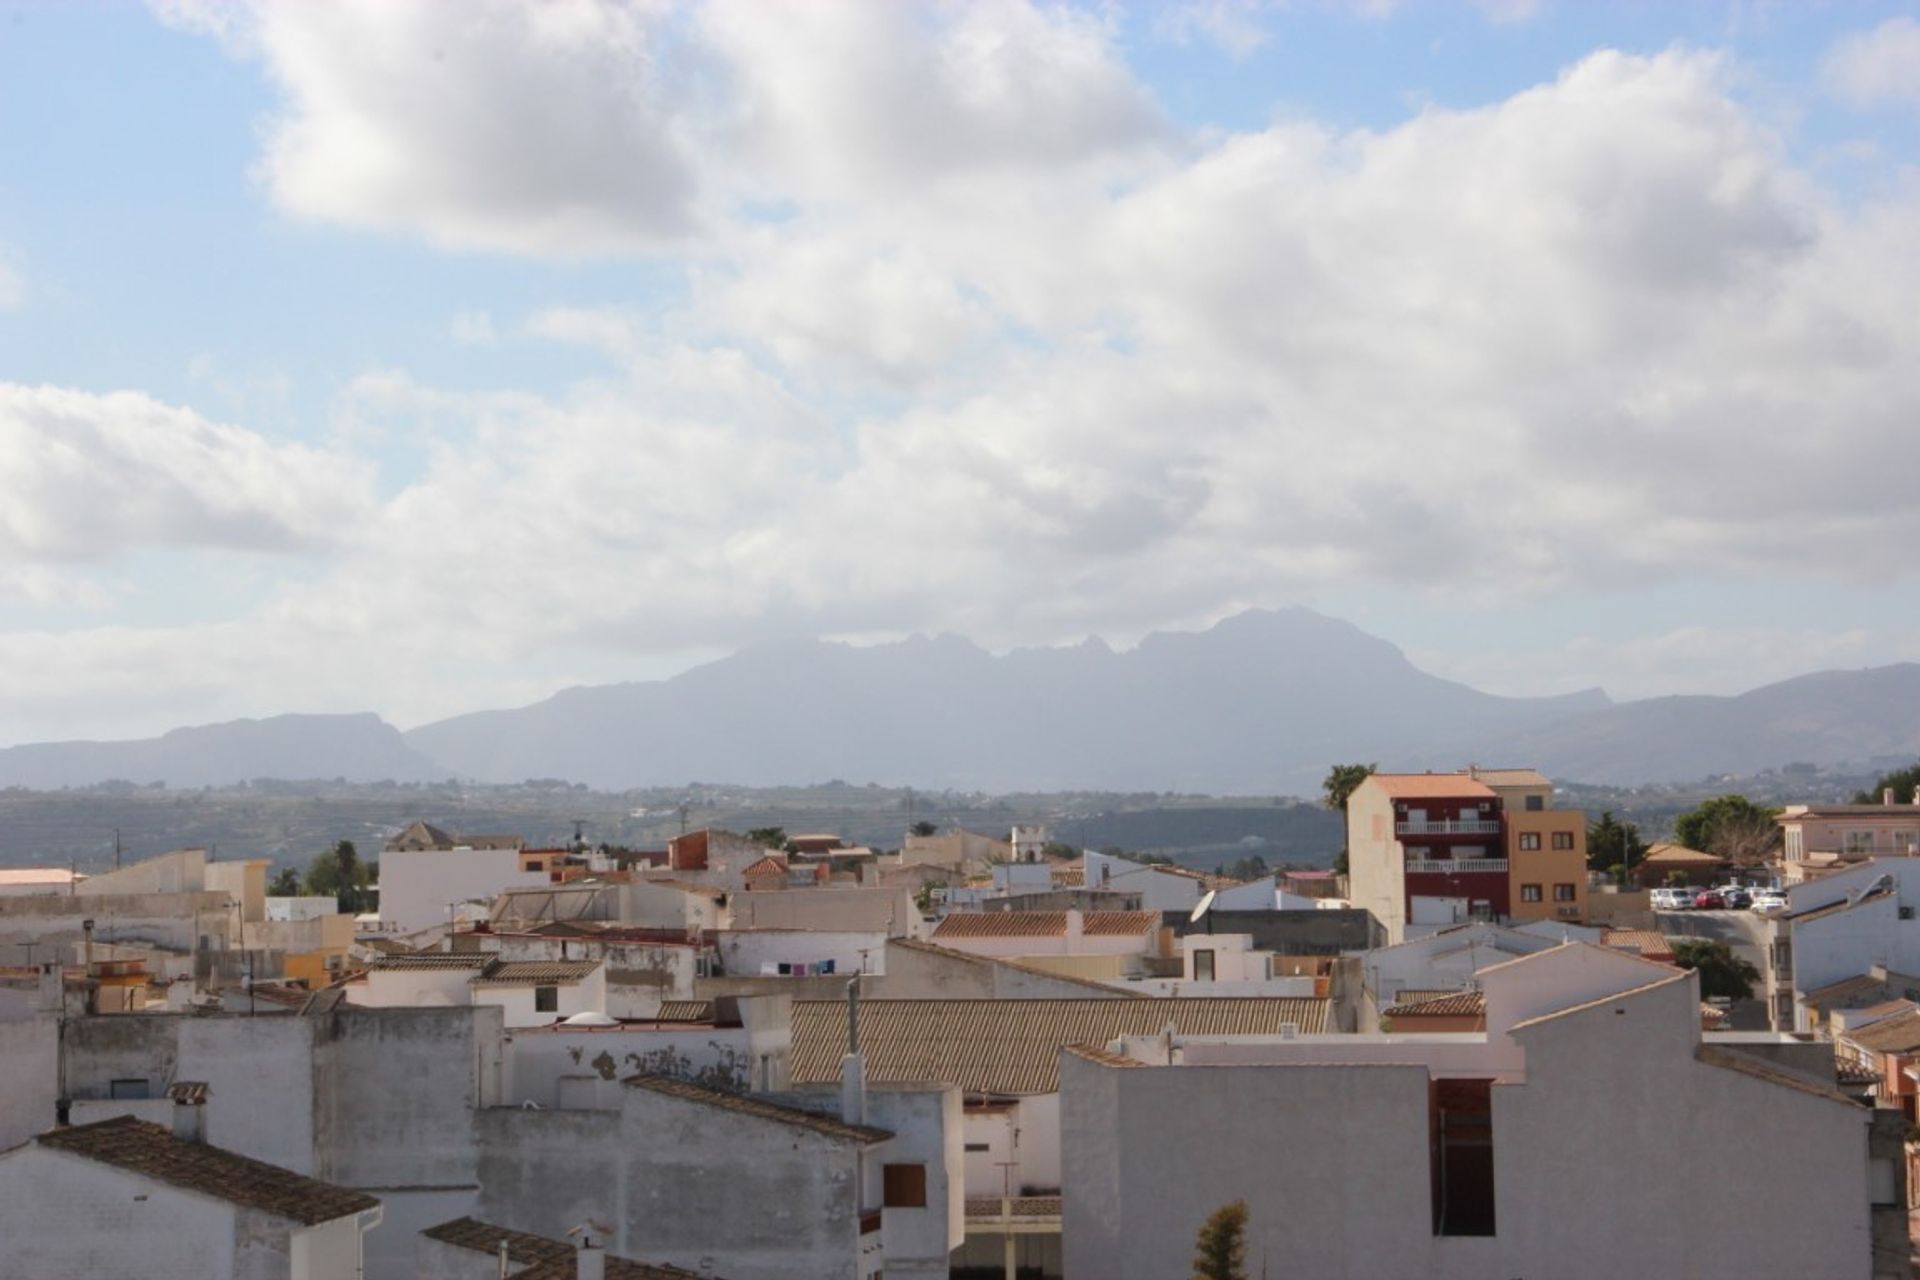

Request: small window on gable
left=534, top=985, right=559, bottom=1013
left=884, top=1162, right=928, bottom=1208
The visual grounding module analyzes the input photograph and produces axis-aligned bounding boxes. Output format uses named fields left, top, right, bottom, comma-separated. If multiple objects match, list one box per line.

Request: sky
left=3, top=0, right=1920, bottom=746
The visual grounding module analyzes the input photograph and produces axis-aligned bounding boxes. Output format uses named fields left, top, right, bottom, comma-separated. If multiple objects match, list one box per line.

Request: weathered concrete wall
left=476, top=1084, right=866, bottom=1280
left=503, top=1025, right=762, bottom=1104
left=0, top=890, right=233, bottom=958
left=76, top=848, right=207, bottom=897
left=715, top=928, right=886, bottom=977
left=0, top=1015, right=57, bottom=1150
left=1163, top=908, right=1383, bottom=955
left=874, top=941, right=1129, bottom=1000
left=0, top=1144, right=242, bottom=1280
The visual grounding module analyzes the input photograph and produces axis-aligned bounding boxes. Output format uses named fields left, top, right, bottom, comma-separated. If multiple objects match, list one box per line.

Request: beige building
left=1780, top=799, right=1920, bottom=884
left=1348, top=767, right=1587, bottom=943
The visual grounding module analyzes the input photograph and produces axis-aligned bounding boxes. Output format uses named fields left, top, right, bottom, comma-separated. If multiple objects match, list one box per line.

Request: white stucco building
left=0, top=1106, right=382, bottom=1280
left=1062, top=942, right=1893, bottom=1280
left=1767, top=858, right=1920, bottom=1032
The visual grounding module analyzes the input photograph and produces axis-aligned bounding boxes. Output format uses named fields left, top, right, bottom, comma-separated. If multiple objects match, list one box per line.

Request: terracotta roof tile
left=1602, top=930, right=1675, bottom=960
left=369, top=953, right=491, bottom=972
left=469, top=960, right=602, bottom=987
left=1367, top=774, right=1498, bottom=800
left=1844, top=1010, right=1920, bottom=1054
left=623, top=1074, right=892, bottom=1144
left=792, top=997, right=1329, bottom=1095
left=1384, top=990, right=1486, bottom=1018
left=423, top=1217, right=707, bottom=1279
left=653, top=1000, right=715, bottom=1021
left=932, top=911, right=1158, bottom=940
left=38, top=1117, right=378, bottom=1224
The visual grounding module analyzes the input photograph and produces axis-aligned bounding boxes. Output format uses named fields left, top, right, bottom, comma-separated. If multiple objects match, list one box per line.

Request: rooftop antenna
left=1190, top=888, right=1218, bottom=936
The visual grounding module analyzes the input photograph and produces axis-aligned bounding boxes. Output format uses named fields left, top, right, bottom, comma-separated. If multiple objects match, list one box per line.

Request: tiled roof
left=1468, top=768, right=1552, bottom=788
left=370, top=953, right=490, bottom=972
left=1385, top=990, right=1486, bottom=1017
left=1845, top=1010, right=1920, bottom=1054
left=653, top=1000, right=715, bottom=1021
left=742, top=855, right=789, bottom=876
left=1062, top=1043, right=1151, bottom=1069
left=1602, top=930, right=1674, bottom=959
left=1639, top=843, right=1722, bottom=865
left=792, top=997, right=1330, bottom=1096
left=1695, top=1044, right=1859, bottom=1107
left=38, top=1117, right=378, bottom=1224
left=423, top=1217, right=706, bottom=1279
left=1368, top=774, right=1497, bottom=800
left=470, top=960, right=602, bottom=987
left=887, top=938, right=1138, bottom=996
left=165, top=1081, right=209, bottom=1105
left=932, top=911, right=1159, bottom=940
left=1801, top=973, right=1894, bottom=1005
left=623, top=1074, right=891, bottom=1144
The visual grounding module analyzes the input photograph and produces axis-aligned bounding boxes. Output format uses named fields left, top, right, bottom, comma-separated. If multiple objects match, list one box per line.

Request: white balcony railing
left=1397, top=819, right=1501, bottom=836
left=1405, top=858, right=1509, bottom=874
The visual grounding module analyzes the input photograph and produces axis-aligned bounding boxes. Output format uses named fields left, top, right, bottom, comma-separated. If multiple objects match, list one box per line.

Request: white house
left=468, top=960, right=606, bottom=1028
left=0, top=1105, right=383, bottom=1280
left=1061, top=942, right=1890, bottom=1280
left=1767, top=858, right=1920, bottom=1033
left=1358, top=921, right=1559, bottom=1029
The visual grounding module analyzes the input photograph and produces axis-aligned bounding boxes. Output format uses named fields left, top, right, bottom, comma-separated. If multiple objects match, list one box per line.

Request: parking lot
left=1651, top=907, right=1772, bottom=1031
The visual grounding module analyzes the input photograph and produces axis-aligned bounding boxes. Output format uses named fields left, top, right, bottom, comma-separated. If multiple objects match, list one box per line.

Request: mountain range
left=3, top=608, right=1915, bottom=792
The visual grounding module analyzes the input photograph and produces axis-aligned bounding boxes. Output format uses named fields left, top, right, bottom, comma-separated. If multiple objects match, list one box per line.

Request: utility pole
left=113, top=828, right=121, bottom=871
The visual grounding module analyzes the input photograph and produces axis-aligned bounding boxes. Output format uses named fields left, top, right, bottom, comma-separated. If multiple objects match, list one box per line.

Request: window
left=1551, top=832, right=1574, bottom=850
left=883, top=1163, right=928, bottom=1209
left=1193, top=948, right=1216, bottom=982
left=1431, top=1079, right=1495, bottom=1236
left=534, top=986, right=558, bottom=1013
left=964, top=1142, right=990, bottom=1153
left=1554, top=883, right=1576, bottom=902
left=109, top=1078, right=150, bottom=1100
left=1520, top=884, right=1542, bottom=903
left=1845, top=830, right=1877, bottom=854
left=1518, top=833, right=1541, bottom=851
left=1524, top=795, right=1544, bottom=811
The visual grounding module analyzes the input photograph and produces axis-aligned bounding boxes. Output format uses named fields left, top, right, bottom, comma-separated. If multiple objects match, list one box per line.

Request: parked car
left=1693, top=889, right=1728, bottom=910
left=1751, top=891, right=1789, bottom=914
left=1721, top=887, right=1752, bottom=909
left=1653, top=887, right=1691, bottom=911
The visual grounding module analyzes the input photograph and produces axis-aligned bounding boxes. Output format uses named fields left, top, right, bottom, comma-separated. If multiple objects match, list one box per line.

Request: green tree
left=1191, top=1200, right=1249, bottom=1280
left=1224, top=854, right=1269, bottom=883
left=746, top=827, right=789, bottom=850
left=1671, top=938, right=1759, bottom=1000
left=908, top=820, right=938, bottom=838
left=1672, top=795, right=1781, bottom=867
left=268, top=866, right=302, bottom=898
left=1587, top=811, right=1648, bottom=877
left=1322, top=763, right=1377, bottom=813
left=1854, top=763, right=1920, bottom=805
left=304, top=840, right=374, bottom=913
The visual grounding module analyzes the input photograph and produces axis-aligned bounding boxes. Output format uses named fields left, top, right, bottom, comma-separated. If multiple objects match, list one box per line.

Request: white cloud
left=450, top=310, right=498, bottom=347
left=36, top=17, right=1920, bottom=736
left=0, top=384, right=373, bottom=560
left=1822, top=17, right=1920, bottom=112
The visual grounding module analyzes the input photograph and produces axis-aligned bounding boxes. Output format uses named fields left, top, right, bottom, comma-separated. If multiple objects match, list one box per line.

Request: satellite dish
left=1189, top=890, right=1218, bottom=924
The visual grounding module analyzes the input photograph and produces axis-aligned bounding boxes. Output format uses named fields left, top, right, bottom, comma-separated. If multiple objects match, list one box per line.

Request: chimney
left=1065, top=908, right=1084, bottom=951
left=840, top=977, right=866, bottom=1124
left=1886, top=789, right=1897, bottom=805
left=167, top=1082, right=208, bottom=1144
left=576, top=1238, right=605, bottom=1280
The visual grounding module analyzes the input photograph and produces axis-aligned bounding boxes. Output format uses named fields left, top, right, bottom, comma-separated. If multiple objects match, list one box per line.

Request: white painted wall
left=471, top=967, right=608, bottom=1028
left=360, top=966, right=482, bottom=1010
left=382, top=848, right=549, bottom=933
left=0, top=1144, right=243, bottom=1280
left=714, top=929, right=886, bottom=977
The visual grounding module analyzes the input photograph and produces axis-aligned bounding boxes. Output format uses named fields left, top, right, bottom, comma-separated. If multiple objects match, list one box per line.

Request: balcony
left=1406, top=858, right=1508, bottom=875
left=965, top=1196, right=1064, bottom=1236
left=1397, top=819, right=1501, bottom=836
